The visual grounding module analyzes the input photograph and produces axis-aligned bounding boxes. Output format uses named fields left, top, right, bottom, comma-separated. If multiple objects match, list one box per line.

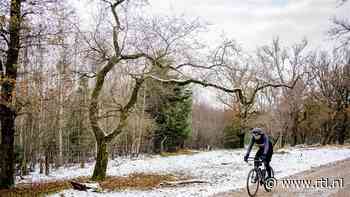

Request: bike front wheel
left=247, top=168, right=259, bottom=197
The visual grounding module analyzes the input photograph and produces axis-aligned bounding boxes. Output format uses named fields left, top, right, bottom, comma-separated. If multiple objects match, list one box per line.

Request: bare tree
left=81, top=0, right=223, bottom=180
left=310, top=51, right=349, bottom=144
left=73, top=0, right=307, bottom=180
left=330, top=18, right=350, bottom=48
left=254, top=38, right=309, bottom=146
left=329, top=0, right=350, bottom=49
left=0, top=0, right=71, bottom=187
left=0, top=0, right=25, bottom=188
left=212, top=38, right=302, bottom=147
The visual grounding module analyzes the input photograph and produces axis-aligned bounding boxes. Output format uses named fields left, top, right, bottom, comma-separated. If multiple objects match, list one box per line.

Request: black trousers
left=254, top=143, right=273, bottom=178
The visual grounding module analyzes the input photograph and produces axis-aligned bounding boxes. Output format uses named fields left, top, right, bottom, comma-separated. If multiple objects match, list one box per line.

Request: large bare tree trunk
left=0, top=108, right=16, bottom=188
left=89, top=68, right=143, bottom=180
left=92, top=138, right=108, bottom=180
left=0, top=0, right=21, bottom=189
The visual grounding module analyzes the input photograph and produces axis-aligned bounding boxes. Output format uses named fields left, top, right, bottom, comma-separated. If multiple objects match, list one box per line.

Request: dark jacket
left=245, top=133, right=271, bottom=156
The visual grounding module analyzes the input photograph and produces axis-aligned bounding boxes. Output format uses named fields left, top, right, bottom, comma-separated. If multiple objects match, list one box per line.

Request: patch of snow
left=27, top=146, right=350, bottom=197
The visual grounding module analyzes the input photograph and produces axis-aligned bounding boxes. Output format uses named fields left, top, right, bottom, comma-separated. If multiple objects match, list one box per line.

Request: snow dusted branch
left=144, top=73, right=301, bottom=106
left=145, top=75, right=236, bottom=91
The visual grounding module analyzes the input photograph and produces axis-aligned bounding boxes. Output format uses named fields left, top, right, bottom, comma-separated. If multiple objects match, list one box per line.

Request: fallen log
left=70, top=181, right=102, bottom=192
left=70, top=181, right=89, bottom=191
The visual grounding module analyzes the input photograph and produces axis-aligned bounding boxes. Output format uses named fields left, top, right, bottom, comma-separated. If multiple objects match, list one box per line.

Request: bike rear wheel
left=263, top=167, right=275, bottom=192
left=247, top=168, right=259, bottom=197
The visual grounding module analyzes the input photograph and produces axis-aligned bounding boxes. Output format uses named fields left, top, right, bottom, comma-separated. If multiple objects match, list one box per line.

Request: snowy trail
left=214, top=157, right=350, bottom=197
left=28, top=146, right=350, bottom=197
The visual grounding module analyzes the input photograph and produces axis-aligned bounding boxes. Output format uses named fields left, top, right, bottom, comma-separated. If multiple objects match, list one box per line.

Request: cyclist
left=244, top=128, right=273, bottom=179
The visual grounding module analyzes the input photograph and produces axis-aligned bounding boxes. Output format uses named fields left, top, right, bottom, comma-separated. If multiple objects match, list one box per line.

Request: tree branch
left=0, top=32, right=9, bottom=45
left=174, top=62, right=222, bottom=70
left=144, top=74, right=245, bottom=100
left=105, top=77, right=144, bottom=142
left=246, top=74, right=301, bottom=106
left=121, top=53, right=147, bottom=60
left=89, top=57, right=120, bottom=140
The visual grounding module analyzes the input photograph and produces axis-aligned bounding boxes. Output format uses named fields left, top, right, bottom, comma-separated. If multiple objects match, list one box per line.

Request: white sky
left=73, top=0, right=350, bottom=50
left=146, top=0, right=349, bottom=51
left=72, top=0, right=350, bottom=106
left=144, top=0, right=350, bottom=106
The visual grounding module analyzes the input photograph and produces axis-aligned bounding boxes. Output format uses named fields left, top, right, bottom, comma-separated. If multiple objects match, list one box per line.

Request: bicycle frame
left=246, top=157, right=266, bottom=184
left=246, top=156, right=275, bottom=196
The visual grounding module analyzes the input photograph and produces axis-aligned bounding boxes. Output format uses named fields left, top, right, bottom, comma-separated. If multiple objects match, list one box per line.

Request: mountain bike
left=245, top=157, right=275, bottom=197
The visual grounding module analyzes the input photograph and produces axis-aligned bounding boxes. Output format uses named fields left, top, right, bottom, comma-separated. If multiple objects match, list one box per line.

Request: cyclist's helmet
left=251, top=128, right=263, bottom=139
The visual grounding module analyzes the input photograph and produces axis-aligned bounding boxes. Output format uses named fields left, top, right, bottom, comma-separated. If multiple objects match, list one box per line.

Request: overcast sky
left=73, top=0, right=350, bottom=106
left=74, top=0, right=349, bottom=50
left=144, top=0, right=349, bottom=105
left=146, top=0, right=349, bottom=51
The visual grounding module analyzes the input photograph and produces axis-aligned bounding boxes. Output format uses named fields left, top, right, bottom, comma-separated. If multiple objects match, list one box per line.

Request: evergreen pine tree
left=153, top=85, right=192, bottom=152
left=145, top=59, right=192, bottom=153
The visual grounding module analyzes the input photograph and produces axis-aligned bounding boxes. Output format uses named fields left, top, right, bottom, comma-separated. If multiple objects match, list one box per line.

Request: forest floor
left=0, top=173, right=182, bottom=196
left=1, top=145, right=350, bottom=197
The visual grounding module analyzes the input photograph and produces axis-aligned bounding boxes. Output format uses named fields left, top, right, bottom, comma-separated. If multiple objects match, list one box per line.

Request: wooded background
left=0, top=0, right=349, bottom=188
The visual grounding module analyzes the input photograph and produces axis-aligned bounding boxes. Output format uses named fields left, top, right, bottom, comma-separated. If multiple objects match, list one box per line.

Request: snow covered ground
left=23, top=146, right=350, bottom=197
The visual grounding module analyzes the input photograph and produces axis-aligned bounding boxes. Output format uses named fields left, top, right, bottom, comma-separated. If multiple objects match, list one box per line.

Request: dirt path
left=212, top=158, right=350, bottom=197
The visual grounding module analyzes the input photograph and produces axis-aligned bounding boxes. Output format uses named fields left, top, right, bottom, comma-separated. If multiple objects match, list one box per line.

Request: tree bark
left=0, top=0, right=21, bottom=189
left=45, top=151, right=50, bottom=176
left=89, top=64, right=143, bottom=180
left=91, top=139, right=108, bottom=181
left=321, top=123, right=329, bottom=145
left=0, top=107, right=16, bottom=188
left=39, top=157, right=44, bottom=174
left=238, top=132, right=245, bottom=148
left=291, top=112, right=299, bottom=146
left=291, top=131, right=298, bottom=146
left=337, top=111, right=347, bottom=145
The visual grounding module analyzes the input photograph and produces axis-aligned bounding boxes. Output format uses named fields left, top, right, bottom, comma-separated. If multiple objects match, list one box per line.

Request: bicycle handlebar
left=245, top=157, right=263, bottom=163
